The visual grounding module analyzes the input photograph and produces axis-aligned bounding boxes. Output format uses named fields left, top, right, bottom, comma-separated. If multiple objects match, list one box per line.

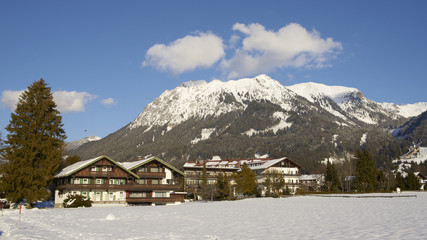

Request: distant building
left=54, top=155, right=185, bottom=208
left=183, top=156, right=303, bottom=197
left=299, top=174, right=324, bottom=192
left=414, top=172, right=426, bottom=190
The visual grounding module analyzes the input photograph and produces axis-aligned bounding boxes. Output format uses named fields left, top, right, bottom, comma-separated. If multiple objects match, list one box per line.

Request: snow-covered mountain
left=130, top=74, right=298, bottom=129
left=380, top=102, right=427, bottom=118
left=130, top=75, right=424, bottom=130
left=66, top=136, right=101, bottom=151
left=71, top=74, right=426, bottom=171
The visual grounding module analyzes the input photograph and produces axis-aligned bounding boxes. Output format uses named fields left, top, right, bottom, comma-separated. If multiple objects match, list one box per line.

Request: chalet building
left=183, top=157, right=240, bottom=187
left=183, top=156, right=303, bottom=197
left=120, top=156, right=186, bottom=205
left=54, top=156, right=185, bottom=208
left=299, top=174, right=324, bottom=192
left=250, top=157, right=303, bottom=195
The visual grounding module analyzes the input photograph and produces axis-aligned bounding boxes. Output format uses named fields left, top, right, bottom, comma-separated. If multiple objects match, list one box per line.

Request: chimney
left=137, top=156, right=142, bottom=160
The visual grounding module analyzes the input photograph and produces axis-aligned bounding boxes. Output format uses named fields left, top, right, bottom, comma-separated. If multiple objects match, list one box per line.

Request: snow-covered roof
left=250, top=158, right=285, bottom=171
left=300, top=174, right=323, bottom=181
left=55, top=156, right=102, bottom=178
left=120, top=156, right=184, bottom=176
left=55, top=155, right=139, bottom=178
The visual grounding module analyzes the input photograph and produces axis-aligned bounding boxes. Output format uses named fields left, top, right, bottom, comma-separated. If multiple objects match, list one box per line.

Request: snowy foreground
left=1, top=192, right=426, bottom=240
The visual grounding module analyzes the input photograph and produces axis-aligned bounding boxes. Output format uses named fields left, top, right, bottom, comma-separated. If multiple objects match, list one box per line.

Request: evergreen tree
left=0, top=79, right=66, bottom=208
left=325, top=160, right=340, bottom=191
left=235, top=163, right=257, bottom=197
left=200, top=161, right=210, bottom=200
left=354, top=149, right=377, bottom=192
left=405, top=172, right=421, bottom=190
left=63, top=155, right=81, bottom=168
left=215, top=172, right=230, bottom=200
left=395, top=172, right=405, bottom=190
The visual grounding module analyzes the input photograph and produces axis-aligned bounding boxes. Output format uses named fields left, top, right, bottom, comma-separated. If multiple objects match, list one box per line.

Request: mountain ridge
left=70, top=74, right=426, bottom=172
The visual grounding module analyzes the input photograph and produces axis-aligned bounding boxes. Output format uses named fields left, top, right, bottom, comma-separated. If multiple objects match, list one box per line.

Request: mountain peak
left=287, top=82, right=360, bottom=104
left=129, top=75, right=296, bottom=129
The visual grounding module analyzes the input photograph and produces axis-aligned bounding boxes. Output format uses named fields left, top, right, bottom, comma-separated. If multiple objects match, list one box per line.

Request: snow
left=129, top=74, right=298, bottom=129
left=1, top=193, right=426, bottom=239
left=243, top=111, right=292, bottom=137
left=381, top=102, right=427, bottom=118
left=288, top=82, right=359, bottom=104
left=128, top=75, right=427, bottom=131
left=393, top=147, right=427, bottom=164
left=360, top=132, right=368, bottom=146
left=191, top=128, right=216, bottom=144
left=55, top=156, right=102, bottom=178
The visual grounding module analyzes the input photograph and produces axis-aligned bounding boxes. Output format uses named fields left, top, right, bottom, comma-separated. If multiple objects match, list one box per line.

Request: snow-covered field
left=1, top=192, right=426, bottom=239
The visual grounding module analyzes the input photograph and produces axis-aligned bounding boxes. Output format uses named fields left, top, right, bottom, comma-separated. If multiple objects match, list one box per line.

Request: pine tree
left=235, top=163, right=257, bottom=197
left=215, top=172, right=230, bottom=200
left=325, top=160, right=340, bottom=191
left=354, top=149, right=377, bottom=192
left=0, top=79, right=66, bottom=208
left=405, top=172, right=421, bottom=190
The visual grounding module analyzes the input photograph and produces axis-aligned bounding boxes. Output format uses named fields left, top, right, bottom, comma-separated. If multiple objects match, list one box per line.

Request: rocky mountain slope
left=66, top=136, right=101, bottom=151
left=393, top=110, right=427, bottom=144
left=70, top=75, right=426, bottom=172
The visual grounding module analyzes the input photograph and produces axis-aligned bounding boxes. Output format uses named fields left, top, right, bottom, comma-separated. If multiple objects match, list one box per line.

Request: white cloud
left=142, top=32, right=225, bottom=74
left=53, top=91, right=97, bottom=113
left=221, top=23, right=343, bottom=78
left=1, top=90, right=97, bottom=113
left=1, top=90, right=24, bottom=110
left=101, top=97, right=116, bottom=106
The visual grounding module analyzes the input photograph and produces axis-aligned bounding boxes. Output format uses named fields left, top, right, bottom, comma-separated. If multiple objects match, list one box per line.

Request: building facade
left=54, top=156, right=185, bottom=207
left=183, top=156, right=303, bottom=197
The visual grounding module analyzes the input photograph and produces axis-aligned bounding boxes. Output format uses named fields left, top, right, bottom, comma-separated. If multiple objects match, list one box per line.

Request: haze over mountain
left=70, top=75, right=426, bottom=172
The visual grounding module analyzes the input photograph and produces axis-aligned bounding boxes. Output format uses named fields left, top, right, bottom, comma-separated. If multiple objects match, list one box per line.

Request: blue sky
left=1, top=0, right=426, bottom=142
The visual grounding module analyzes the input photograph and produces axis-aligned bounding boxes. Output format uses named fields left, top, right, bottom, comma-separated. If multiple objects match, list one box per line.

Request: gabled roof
left=55, top=155, right=139, bottom=178
left=120, top=156, right=184, bottom=176
left=250, top=157, right=303, bottom=171
left=250, top=158, right=285, bottom=171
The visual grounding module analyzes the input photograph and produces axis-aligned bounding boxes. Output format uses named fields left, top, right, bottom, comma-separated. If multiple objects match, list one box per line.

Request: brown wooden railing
left=56, top=183, right=180, bottom=191
left=136, top=172, right=166, bottom=178
left=126, top=197, right=179, bottom=203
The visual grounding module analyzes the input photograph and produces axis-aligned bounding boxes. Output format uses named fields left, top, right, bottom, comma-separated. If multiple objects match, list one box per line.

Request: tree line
left=324, top=149, right=422, bottom=192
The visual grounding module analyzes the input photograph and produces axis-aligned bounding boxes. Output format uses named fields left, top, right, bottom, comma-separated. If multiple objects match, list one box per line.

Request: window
left=150, top=167, right=159, bottom=173
left=129, top=192, right=147, bottom=198
left=96, top=179, right=102, bottom=184
left=120, top=192, right=124, bottom=198
left=137, top=179, right=148, bottom=184
left=138, top=167, right=147, bottom=172
left=107, top=166, right=112, bottom=171
left=91, top=166, right=98, bottom=172
left=109, top=179, right=114, bottom=185
left=151, top=179, right=159, bottom=184
left=83, top=178, right=89, bottom=184
left=102, top=166, right=108, bottom=172
left=154, top=192, right=167, bottom=198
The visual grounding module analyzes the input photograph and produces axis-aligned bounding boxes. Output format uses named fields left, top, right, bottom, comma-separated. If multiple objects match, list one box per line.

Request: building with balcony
left=183, top=156, right=303, bottom=197
left=54, top=155, right=185, bottom=207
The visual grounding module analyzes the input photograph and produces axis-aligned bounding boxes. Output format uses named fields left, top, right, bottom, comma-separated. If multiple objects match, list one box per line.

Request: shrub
left=63, top=194, right=92, bottom=208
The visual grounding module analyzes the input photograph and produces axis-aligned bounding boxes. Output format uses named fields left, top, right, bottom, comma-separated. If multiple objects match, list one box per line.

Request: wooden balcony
left=127, top=184, right=180, bottom=191
left=56, top=183, right=180, bottom=191
left=56, top=184, right=129, bottom=191
left=136, top=172, right=166, bottom=178
left=126, top=197, right=179, bottom=204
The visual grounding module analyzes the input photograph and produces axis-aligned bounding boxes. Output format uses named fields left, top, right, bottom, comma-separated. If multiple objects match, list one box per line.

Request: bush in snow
left=63, top=194, right=92, bottom=208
